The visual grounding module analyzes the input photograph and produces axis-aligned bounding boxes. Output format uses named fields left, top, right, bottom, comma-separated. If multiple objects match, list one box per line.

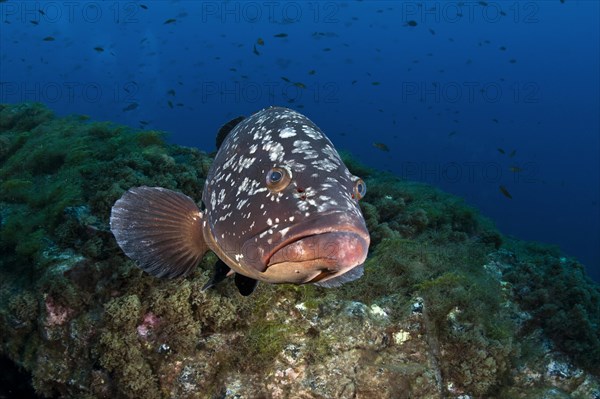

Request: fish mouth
left=242, top=212, right=370, bottom=284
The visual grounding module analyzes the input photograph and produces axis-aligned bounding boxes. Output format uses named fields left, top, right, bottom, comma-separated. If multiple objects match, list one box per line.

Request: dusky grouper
left=110, top=106, right=370, bottom=295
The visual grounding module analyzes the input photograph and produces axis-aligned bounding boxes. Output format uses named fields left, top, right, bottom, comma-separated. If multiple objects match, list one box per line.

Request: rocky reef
left=0, top=102, right=599, bottom=398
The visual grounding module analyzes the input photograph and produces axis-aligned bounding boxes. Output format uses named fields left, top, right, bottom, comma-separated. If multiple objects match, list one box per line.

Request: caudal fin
left=110, top=186, right=207, bottom=278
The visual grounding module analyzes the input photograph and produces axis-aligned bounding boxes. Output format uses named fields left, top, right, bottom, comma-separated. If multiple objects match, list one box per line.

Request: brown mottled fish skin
left=202, top=106, right=370, bottom=286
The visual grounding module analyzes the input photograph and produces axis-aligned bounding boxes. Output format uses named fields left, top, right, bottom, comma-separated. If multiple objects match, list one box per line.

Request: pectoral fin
left=201, top=259, right=231, bottom=291
left=110, top=186, right=207, bottom=278
left=234, top=273, right=258, bottom=296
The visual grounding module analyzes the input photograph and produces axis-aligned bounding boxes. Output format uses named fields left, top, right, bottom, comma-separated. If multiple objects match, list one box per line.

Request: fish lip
left=261, top=212, right=370, bottom=268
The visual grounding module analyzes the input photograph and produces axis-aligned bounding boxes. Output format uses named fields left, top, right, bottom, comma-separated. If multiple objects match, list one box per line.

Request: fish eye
left=266, top=167, right=291, bottom=192
left=269, top=170, right=282, bottom=183
left=353, top=178, right=366, bottom=200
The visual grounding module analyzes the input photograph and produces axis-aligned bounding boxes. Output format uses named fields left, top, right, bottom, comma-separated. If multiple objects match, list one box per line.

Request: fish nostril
left=300, top=194, right=307, bottom=200
left=296, top=187, right=304, bottom=193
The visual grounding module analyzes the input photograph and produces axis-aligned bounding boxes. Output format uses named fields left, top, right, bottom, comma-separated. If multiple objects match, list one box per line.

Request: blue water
left=1, top=1, right=598, bottom=281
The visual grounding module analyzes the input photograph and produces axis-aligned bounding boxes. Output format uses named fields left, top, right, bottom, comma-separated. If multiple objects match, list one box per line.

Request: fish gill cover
left=0, top=103, right=599, bottom=398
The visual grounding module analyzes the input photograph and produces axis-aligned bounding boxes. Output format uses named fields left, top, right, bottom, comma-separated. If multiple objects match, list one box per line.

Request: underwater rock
left=0, top=103, right=599, bottom=398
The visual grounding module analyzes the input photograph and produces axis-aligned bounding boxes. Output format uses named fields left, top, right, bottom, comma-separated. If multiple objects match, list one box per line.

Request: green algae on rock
left=0, top=103, right=599, bottom=398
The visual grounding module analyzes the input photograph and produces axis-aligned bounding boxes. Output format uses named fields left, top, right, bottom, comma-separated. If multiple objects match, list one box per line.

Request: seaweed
left=504, top=240, right=600, bottom=375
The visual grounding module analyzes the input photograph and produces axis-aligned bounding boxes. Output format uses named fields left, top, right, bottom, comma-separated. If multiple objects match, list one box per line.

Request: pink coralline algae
left=44, top=295, right=73, bottom=327
left=137, top=312, right=161, bottom=339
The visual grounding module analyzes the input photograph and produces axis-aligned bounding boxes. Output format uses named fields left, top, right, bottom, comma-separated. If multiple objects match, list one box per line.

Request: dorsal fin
left=216, top=116, right=245, bottom=149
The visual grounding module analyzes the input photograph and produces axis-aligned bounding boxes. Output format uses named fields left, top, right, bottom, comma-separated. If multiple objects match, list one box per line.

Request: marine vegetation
left=0, top=103, right=599, bottom=398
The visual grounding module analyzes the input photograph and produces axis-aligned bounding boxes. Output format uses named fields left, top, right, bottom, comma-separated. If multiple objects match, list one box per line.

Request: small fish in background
left=373, top=142, right=390, bottom=152
left=499, top=185, right=513, bottom=199
left=256, top=37, right=264, bottom=46
left=166, top=89, right=176, bottom=96
left=253, top=44, right=260, bottom=55
left=140, top=4, right=148, bottom=9
left=497, top=148, right=506, bottom=155
left=164, top=18, right=176, bottom=24
left=111, top=107, right=370, bottom=296
left=122, top=102, right=138, bottom=112
left=274, top=33, right=288, bottom=38
left=509, top=166, right=523, bottom=173
left=308, top=69, right=316, bottom=75
left=43, top=36, right=55, bottom=41
left=167, top=100, right=174, bottom=109
left=293, top=82, right=306, bottom=89
left=281, top=77, right=290, bottom=82
left=405, top=20, right=418, bottom=27
left=509, top=149, right=517, bottom=158
left=93, top=46, right=104, bottom=53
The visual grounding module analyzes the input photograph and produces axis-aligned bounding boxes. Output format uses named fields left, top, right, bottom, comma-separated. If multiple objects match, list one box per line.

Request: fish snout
left=264, top=229, right=370, bottom=284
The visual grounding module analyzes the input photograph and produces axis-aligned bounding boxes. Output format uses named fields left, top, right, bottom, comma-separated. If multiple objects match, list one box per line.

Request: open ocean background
left=1, top=0, right=598, bottom=281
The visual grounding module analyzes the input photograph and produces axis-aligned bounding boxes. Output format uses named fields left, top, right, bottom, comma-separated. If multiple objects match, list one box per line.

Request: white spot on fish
left=311, top=158, right=338, bottom=172
left=303, top=125, right=322, bottom=140
left=217, top=189, right=226, bottom=205
left=264, top=141, right=285, bottom=162
left=279, top=127, right=296, bottom=138
left=236, top=198, right=249, bottom=210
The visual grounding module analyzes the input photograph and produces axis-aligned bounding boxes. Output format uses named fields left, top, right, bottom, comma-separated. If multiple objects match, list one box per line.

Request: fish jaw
left=237, top=212, right=370, bottom=284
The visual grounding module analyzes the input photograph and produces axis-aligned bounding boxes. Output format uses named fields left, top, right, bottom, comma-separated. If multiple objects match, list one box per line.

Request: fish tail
left=110, top=186, right=208, bottom=278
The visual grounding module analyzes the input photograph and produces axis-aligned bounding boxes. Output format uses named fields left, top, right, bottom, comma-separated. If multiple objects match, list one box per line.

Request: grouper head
left=204, top=107, right=370, bottom=286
